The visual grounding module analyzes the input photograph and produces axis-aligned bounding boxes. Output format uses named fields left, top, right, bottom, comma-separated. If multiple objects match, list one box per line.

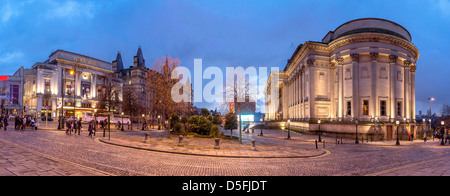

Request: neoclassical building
left=22, top=50, right=123, bottom=119
left=265, top=18, right=419, bottom=137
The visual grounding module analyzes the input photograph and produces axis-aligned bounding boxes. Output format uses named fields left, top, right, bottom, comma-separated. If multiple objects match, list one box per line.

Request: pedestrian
left=4, top=116, right=8, bottom=131
left=73, top=120, right=78, bottom=135
left=424, top=130, right=427, bottom=142
left=22, top=117, right=26, bottom=131
left=77, top=118, right=82, bottom=135
left=88, top=121, right=95, bottom=138
left=66, top=120, right=71, bottom=135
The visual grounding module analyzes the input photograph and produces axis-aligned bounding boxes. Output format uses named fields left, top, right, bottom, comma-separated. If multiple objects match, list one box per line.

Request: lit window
left=363, top=100, right=369, bottom=115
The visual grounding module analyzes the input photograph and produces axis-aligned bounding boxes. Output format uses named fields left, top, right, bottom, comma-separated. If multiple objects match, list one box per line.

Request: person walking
left=88, top=120, right=95, bottom=138
left=77, top=118, right=82, bottom=135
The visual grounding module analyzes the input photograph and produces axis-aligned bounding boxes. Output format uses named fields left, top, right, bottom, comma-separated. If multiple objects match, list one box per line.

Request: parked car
left=41, top=116, right=54, bottom=122
left=8, top=114, right=16, bottom=120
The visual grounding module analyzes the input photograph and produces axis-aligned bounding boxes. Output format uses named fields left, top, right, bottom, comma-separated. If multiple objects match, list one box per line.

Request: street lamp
left=142, top=114, right=145, bottom=130
left=441, top=121, right=445, bottom=145
left=286, top=119, right=291, bottom=140
left=259, top=118, right=264, bottom=136
left=158, top=115, right=161, bottom=130
left=355, top=119, right=359, bottom=144
left=121, top=112, right=124, bottom=132
left=396, top=120, right=400, bottom=146
left=318, top=120, right=322, bottom=142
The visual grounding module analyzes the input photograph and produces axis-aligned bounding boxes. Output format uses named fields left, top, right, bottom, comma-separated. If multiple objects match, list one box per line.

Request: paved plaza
left=0, top=121, right=449, bottom=176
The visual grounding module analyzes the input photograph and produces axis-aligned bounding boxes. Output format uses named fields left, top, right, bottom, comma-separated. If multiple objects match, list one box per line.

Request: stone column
left=403, top=60, right=411, bottom=121
left=350, top=53, right=360, bottom=120
left=308, top=59, right=316, bottom=120
left=370, top=52, right=379, bottom=118
left=330, top=62, right=336, bottom=120
left=389, top=55, right=398, bottom=122
left=336, top=57, right=344, bottom=121
left=411, top=64, right=416, bottom=121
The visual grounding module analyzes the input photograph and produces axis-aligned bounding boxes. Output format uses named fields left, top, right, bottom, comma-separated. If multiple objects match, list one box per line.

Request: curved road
left=0, top=127, right=448, bottom=176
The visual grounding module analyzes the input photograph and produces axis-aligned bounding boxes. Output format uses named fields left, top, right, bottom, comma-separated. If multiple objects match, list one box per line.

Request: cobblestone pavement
left=0, top=122, right=449, bottom=176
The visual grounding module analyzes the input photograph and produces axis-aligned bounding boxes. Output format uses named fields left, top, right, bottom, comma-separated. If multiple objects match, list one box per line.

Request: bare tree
left=122, top=85, right=140, bottom=129
left=146, top=56, right=188, bottom=137
left=97, top=74, right=121, bottom=113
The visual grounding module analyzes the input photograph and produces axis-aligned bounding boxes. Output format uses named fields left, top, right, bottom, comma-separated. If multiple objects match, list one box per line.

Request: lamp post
left=396, top=120, right=400, bottom=146
left=259, top=118, right=264, bottom=136
left=428, top=97, right=435, bottom=117
left=286, top=119, right=291, bottom=140
left=441, top=121, right=445, bottom=146
left=121, top=112, right=124, bottom=132
left=142, top=114, right=145, bottom=131
left=158, top=115, right=161, bottom=130
left=355, top=119, right=359, bottom=144
left=318, top=120, right=322, bottom=142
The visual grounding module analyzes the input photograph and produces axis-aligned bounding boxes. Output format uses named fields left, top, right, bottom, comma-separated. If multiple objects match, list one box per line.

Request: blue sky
left=0, top=0, right=449, bottom=114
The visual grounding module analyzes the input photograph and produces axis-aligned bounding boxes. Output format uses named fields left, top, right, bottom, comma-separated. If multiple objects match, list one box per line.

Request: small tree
left=188, top=115, right=212, bottom=135
left=212, top=114, right=222, bottom=125
left=224, top=112, right=238, bottom=139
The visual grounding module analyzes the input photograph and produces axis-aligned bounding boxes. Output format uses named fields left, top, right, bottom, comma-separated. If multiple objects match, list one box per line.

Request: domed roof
left=322, top=18, right=412, bottom=43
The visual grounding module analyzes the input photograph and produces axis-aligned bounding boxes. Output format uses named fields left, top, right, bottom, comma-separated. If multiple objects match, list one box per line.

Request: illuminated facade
left=0, top=69, right=24, bottom=115
left=265, top=18, right=419, bottom=136
left=22, top=50, right=123, bottom=118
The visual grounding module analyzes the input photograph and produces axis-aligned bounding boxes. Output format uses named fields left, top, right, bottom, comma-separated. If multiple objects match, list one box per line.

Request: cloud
left=0, top=51, right=24, bottom=64
left=1, top=3, right=18, bottom=24
left=44, top=0, right=97, bottom=19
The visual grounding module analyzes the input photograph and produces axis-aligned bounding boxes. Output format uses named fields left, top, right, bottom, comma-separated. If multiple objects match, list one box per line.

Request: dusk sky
left=0, top=0, right=449, bottom=114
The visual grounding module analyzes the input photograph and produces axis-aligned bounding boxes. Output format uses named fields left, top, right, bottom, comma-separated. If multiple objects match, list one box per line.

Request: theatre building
left=265, top=18, right=419, bottom=139
left=22, top=50, right=123, bottom=119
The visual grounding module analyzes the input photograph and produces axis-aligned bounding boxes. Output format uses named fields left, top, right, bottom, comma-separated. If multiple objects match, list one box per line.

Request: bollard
left=341, top=137, right=343, bottom=144
left=144, top=133, right=149, bottom=143
left=315, top=140, right=318, bottom=149
left=323, top=139, right=326, bottom=148
left=251, top=139, right=256, bottom=151
left=178, top=135, right=184, bottom=146
left=214, top=138, right=220, bottom=149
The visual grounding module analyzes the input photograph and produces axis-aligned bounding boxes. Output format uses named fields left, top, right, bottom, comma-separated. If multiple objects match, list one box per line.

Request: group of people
left=65, top=118, right=98, bottom=137
left=0, top=115, right=39, bottom=131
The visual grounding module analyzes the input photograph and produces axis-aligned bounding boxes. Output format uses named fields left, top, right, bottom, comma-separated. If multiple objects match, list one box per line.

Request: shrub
left=174, top=122, right=182, bottom=133
left=210, top=125, right=220, bottom=137
left=188, top=115, right=212, bottom=135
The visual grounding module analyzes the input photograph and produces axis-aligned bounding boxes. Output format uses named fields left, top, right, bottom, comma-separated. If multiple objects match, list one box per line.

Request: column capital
left=369, top=52, right=379, bottom=61
left=410, top=65, right=417, bottom=73
left=403, top=60, right=412, bottom=67
left=389, top=55, right=398, bottom=63
left=329, top=62, right=336, bottom=69
left=335, top=57, right=344, bottom=65
left=307, top=59, right=315, bottom=67
left=350, top=53, right=359, bottom=62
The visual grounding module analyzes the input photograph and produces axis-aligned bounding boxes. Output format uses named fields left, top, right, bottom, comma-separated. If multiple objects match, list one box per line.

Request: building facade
left=0, top=68, right=24, bottom=115
left=22, top=50, right=123, bottom=119
left=265, top=18, right=419, bottom=137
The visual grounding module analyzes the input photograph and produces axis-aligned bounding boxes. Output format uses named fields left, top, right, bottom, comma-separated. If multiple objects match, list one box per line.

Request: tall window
left=347, top=101, right=351, bottom=116
left=362, top=100, right=369, bottom=115
left=45, top=79, right=51, bottom=94
left=380, top=100, right=387, bottom=116
left=397, top=101, right=402, bottom=117
left=10, top=85, right=19, bottom=105
left=81, top=83, right=91, bottom=98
